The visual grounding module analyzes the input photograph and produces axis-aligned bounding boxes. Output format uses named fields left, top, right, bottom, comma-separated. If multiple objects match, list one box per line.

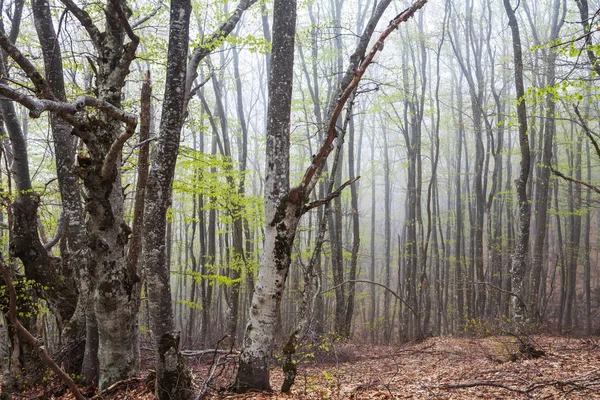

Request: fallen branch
left=423, top=381, right=531, bottom=398
left=424, top=368, right=600, bottom=398
left=195, top=336, right=236, bottom=400
left=180, top=349, right=239, bottom=357
left=0, top=258, right=87, bottom=400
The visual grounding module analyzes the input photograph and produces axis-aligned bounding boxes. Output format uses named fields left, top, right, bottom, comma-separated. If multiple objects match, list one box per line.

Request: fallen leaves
left=6, top=335, right=600, bottom=399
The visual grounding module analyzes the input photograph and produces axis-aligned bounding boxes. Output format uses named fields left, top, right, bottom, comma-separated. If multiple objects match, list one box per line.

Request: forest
left=0, top=0, right=600, bottom=398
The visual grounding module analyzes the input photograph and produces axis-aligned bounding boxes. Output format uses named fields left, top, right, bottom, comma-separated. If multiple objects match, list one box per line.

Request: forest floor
left=4, top=335, right=600, bottom=399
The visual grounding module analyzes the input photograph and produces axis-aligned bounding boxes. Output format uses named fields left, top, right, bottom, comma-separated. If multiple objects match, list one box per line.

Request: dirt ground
left=5, top=335, right=600, bottom=399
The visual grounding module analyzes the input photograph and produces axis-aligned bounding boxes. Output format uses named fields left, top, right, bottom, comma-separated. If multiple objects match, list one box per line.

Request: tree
left=232, top=0, right=428, bottom=392
left=503, top=0, right=530, bottom=327
left=142, top=0, right=192, bottom=398
left=1, top=0, right=142, bottom=387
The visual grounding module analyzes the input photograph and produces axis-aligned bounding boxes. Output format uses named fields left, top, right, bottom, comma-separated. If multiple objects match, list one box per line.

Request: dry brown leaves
left=7, top=335, right=600, bottom=399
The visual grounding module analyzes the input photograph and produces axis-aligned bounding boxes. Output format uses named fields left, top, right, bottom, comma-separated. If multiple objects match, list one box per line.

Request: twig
left=550, top=26, right=600, bottom=48
left=473, top=281, right=528, bottom=313
left=195, top=335, right=232, bottom=400
left=122, top=136, right=158, bottom=166
left=321, top=279, right=424, bottom=339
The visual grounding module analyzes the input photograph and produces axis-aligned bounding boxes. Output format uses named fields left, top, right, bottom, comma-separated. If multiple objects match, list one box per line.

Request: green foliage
left=186, top=269, right=241, bottom=287
left=176, top=299, right=203, bottom=310
left=0, top=277, right=48, bottom=319
left=463, top=317, right=492, bottom=338
left=191, top=34, right=271, bottom=55
left=174, top=146, right=263, bottom=226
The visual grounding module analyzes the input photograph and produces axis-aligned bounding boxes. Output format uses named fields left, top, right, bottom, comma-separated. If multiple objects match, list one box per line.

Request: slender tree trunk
left=504, top=0, right=531, bottom=326
left=142, top=0, right=192, bottom=397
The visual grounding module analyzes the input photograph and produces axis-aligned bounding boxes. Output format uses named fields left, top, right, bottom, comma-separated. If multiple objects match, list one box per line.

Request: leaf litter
left=7, top=335, right=600, bottom=399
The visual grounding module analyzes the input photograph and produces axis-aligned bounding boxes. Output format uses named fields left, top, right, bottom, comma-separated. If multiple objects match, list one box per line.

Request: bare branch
left=101, top=120, right=137, bottom=180
left=132, top=3, right=164, bottom=29
left=58, top=0, right=103, bottom=49
left=573, top=104, right=600, bottom=160
left=321, top=279, right=424, bottom=339
left=0, top=34, right=53, bottom=98
left=296, top=0, right=428, bottom=202
left=473, top=281, right=528, bottom=313
left=122, top=136, right=158, bottom=166
left=550, top=166, right=600, bottom=195
left=0, top=83, right=77, bottom=120
left=43, top=212, right=65, bottom=250
left=183, top=0, right=258, bottom=109
left=303, top=176, right=360, bottom=214
left=550, top=25, right=600, bottom=48
left=0, top=84, right=136, bottom=128
left=73, top=96, right=137, bottom=126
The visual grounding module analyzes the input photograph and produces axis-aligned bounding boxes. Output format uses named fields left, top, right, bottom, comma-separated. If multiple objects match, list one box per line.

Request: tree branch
left=550, top=166, right=600, bottom=195
left=473, top=281, right=528, bottom=313
left=0, top=34, right=53, bottom=98
left=303, top=176, right=360, bottom=214
left=132, top=3, right=164, bottom=29
left=100, top=119, right=137, bottom=180
left=0, top=83, right=78, bottom=121
left=58, top=0, right=103, bottom=50
left=423, top=381, right=531, bottom=398
left=183, top=0, right=258, bottom=110
left=43, top=211, right=65, bottom=250
left=296, top=0, right=428, bottom=202
left=573, top=104, right=600, bottom=160
left=321, top=279, right=424, bottom=339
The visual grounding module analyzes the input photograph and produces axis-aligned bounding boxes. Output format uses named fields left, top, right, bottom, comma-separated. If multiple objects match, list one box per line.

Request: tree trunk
left=503, top=0, right=531, bottom=326
left=233, top=0, right=298, bottom=390
left=142, top=0, right=192, bottom=398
